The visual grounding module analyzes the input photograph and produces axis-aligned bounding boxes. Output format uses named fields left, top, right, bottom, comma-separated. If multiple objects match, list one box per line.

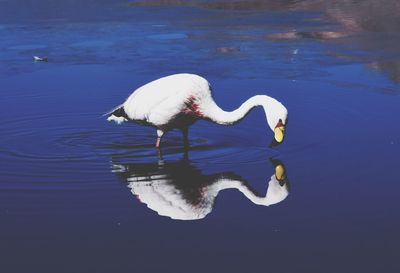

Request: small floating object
left=33, top=56, right=48, bottom=62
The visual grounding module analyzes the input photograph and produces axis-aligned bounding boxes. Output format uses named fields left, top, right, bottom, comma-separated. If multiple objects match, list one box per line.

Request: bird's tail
left=104, top=104, right=129, bottom=124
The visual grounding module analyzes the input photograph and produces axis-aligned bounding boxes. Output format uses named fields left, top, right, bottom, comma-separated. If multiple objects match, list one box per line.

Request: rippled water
left=1, top=1, right=400, bottom=272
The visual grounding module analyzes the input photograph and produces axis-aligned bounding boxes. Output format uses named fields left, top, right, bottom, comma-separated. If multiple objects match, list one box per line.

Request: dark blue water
left=1, top=1, right=400, bottom=272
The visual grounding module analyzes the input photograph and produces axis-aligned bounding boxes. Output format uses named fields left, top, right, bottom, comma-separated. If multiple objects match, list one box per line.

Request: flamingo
left=107, top=73, right=288, bottom=148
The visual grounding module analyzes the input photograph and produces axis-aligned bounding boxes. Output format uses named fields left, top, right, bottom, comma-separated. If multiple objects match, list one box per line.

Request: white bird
left=107, top=73, right=288, bottom=148
left=112, top=158, right=289, bottom=220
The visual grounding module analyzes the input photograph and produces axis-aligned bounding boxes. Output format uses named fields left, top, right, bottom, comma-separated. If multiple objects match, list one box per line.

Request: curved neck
left=202, top=95, right=276, bottom=125
left=210, top=178, right=276, bottom=206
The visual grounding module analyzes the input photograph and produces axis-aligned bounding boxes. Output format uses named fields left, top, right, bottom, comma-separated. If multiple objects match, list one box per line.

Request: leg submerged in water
left=181, top=127, right=189, bottom=148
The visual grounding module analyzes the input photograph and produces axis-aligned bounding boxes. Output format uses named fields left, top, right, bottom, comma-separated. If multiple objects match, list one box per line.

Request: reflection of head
left=265, top=174, right=289, bottom=206
left=112, top=157, right=290, bottom=221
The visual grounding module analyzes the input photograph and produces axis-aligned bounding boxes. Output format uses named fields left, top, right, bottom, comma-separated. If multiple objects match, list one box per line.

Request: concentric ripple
left=0, top=110, right=278, bottom=177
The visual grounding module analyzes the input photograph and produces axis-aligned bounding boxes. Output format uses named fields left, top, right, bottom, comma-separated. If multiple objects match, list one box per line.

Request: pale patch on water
left=70, top=40, right=115, bottom=48
left=8, top=44, right=48, bottom=50
left=147, top=32, right=188, bottom=40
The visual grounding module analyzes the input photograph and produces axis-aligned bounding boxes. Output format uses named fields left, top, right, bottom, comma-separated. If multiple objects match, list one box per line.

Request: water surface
left=1, top=1, right=400, bottom=272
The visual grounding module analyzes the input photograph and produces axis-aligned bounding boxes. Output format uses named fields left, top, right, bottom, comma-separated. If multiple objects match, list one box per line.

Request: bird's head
left=271, top=158, right=289, bottom=186
left=266, top=100, right=288, bottom=147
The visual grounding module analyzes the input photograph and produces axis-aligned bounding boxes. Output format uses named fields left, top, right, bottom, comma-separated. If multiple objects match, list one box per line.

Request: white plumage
left=112, top=159, right=290, bottom=220
left=107, top=73, right=288, bottom=147
left=127, top=175, right=289, bottom=220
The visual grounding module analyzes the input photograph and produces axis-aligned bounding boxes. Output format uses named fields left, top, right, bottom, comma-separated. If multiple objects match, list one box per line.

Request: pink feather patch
left=182, top=95, right=204, bottom=118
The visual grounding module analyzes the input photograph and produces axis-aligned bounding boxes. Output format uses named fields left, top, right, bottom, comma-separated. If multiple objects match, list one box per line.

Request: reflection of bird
left=112, top=157, right=290, bottom=220
left=106, top=74, right=288, bottom=148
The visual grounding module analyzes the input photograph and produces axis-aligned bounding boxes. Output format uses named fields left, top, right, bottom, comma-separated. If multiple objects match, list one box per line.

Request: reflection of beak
left=275, top=164, right=286, bottom=181
left=269, top=126, right=285, bottom=147
left=270, top=158, right=290, bottom=187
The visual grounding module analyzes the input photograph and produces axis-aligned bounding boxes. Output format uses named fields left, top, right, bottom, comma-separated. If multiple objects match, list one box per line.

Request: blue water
left=1, top=1, right=400, bottom=272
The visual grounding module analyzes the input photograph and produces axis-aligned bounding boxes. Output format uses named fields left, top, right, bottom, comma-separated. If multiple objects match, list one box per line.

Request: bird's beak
left=270, top=158, right=289, bottom=186
left=276, top=162, right=284, bottom=176
left=269, top=124, right=285, bottom=147
left=274, top=126, right=285, bottom=143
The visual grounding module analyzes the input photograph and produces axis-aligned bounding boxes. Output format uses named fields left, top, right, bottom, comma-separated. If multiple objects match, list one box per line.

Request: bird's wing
left=102, top=103, right=124, bottom=117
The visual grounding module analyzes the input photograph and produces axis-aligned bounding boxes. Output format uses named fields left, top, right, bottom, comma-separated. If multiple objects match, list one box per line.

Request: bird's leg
left=181, top=127, right=189, bottom=149
left=156, top=129, right=164, bottom=149
left=157, top=149, right=164, bottom=162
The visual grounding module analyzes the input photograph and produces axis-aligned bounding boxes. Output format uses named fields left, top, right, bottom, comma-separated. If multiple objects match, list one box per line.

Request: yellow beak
left=275, top=164, right=286, bottom=181
left=274, top=126, right=285, bottom=143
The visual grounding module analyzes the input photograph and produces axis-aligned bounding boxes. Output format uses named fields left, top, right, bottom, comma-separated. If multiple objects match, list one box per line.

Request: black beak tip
left=269, top=138, right=282, bottom=148
left=278, top=177, right=290, bottom=187
left=269, top=158, right=284, bottom=167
